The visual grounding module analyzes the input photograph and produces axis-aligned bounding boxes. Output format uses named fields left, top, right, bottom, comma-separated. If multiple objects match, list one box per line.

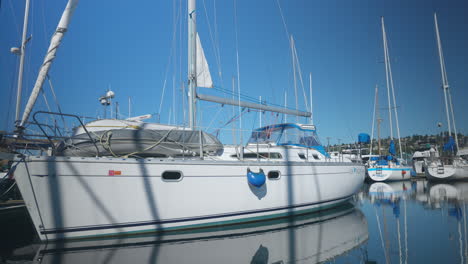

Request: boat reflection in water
left=32, top=203, right=367, bottom=264
left=428, top=182, right=468, bottom=207
left=368, top=181, right=415, bottom=203
left=367, top=181, right=412, bottom=264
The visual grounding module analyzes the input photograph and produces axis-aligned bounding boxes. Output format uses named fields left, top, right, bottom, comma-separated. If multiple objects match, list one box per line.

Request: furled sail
left=196, top=33, right=213, bottom=88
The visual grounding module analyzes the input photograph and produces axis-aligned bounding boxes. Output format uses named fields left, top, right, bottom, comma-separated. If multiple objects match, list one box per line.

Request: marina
left=1, top=0, right=468, bottom=263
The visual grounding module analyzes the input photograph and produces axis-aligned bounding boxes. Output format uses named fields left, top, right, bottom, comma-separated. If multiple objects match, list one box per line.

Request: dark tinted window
left=268, top=171, right=280, bottom=179
left=162, top=171, right=182, bottom=181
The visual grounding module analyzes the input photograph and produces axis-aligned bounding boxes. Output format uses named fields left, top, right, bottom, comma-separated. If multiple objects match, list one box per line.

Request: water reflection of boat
left=368, top=181, right=411, bottom=264
left=428, top=182, right=468, bottom=207
left=27, top=204, right=367, bottom=264
left=368, top=181, right=414, bottom=203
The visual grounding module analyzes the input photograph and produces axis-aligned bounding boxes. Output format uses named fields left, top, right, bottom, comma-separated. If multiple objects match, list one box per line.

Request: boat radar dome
left=106, top=90, right=115, bottom=98
left=10, top=47, right=21, bottom=55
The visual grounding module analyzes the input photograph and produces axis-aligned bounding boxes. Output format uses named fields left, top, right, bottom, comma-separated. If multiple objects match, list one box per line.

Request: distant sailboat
left=424, top=13, right=468, bottom=181
left=12, top=0, right=365, bottom=241
left=366, top=17, right=412, bottom=182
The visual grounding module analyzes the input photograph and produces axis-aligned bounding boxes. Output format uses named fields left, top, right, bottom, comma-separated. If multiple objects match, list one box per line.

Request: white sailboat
left=366, top=17, right=412, bottom=182
left=12, top=0, right=365, bottom=241
left=424, top=13, right=468, bottom=181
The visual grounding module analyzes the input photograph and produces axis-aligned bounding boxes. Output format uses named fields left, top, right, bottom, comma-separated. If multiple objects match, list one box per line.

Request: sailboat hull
left=14, top=156, right=365, bottom=241
left=425, top=163, right=468, bottom=181
left=367, top=167, right=412, bottom=181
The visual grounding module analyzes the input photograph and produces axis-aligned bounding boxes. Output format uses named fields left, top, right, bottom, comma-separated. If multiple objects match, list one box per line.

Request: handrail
left=32, top=111, right=100, bottom=156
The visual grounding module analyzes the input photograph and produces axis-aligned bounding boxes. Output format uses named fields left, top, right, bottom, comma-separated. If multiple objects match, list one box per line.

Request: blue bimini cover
left=358, top=133, right=370, bottom=144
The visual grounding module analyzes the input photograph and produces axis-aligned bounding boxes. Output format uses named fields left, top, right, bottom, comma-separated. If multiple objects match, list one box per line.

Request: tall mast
left=370, top=85, right=378, bottom=156
left=188, top=0, right=197, bottom=129
left=384, top=18, right=403, bottom=160
left=381, top=17, right=394, bottom=140
left=309, top=72, right=313, bottom=125
left=18, top=0, right=79, bottom=128
left=434, top=13, right=459, bottom=151
left=14, top=0, right=31, bottom=123
left=290, top=35, right=298, bottom=123
left=376, top=85, right=382, bottom=156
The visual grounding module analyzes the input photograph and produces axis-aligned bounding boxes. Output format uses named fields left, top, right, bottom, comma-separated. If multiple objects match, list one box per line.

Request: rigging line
left=5, top=59, right=19, bottom=130
left=290, top=35, right=298, bottom=123
left=158, top=4, right=181, bottom=118
left=213, top=108, right=247, bottom=137
left=460, top=216, right=464, bottom=264
left=40, top=88, right=51, bottom=113
left=172, top=0, right=177, bottom=125
left=180, top=0, right=186, bottom=126
left=40, top=0, right=49, bottom=46
left=375, top=206, right=389, bottom=264
left=206, top=106, right=224, bottom=131
left=233, top=0, right=242, bottom=144
left=382, top=17, right=394, bottom=140
left=447, top=88, right=459, bottom=149
left=404, top=198, right=408, bottom=264
left=202, top=0, right=223, bottom=85
left=275, top=0, right=290, bottom=43
left=292, top=42, right=310, bottom=112
left=386, top=41, right=403, bottom=159
left=370, top=85, right=378, bottom=155
left=212, top=85, right=304, bottom=111
left=22, top=0, right=34, bottom=112
left=46, top=75, right=67, bottom=131
left=213, top=0, right=223, bottom=84
left=397, top=214, right=402, bottom=264
left=7, top=0, right=21, bottom=39
left=212, top=86, right=264, bottom=104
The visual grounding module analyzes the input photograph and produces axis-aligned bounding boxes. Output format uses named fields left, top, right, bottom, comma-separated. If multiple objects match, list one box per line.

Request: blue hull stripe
left=368, top=168, right=411, bottom=171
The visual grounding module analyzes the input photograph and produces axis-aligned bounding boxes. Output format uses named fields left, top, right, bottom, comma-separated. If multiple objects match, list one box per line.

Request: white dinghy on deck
left=12, top=0, right=365, bottom=241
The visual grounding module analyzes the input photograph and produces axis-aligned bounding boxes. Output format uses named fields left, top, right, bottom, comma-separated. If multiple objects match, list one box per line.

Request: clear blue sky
left=1, top=0, right=467, bottom=145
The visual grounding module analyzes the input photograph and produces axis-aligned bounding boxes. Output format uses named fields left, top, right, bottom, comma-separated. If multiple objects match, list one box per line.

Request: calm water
left=2, top=179, right=468, bottom=263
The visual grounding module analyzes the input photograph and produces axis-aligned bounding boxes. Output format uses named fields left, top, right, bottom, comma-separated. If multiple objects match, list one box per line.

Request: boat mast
left=18, top=0, right=79, bottom=129
left=309, top=72, right=313, bottom=125
left=384, top=17, right=404, bottom=160
left=188, top=0, right=197, bottom=130
left=434, top=13, right=459, bottom=151
left=376, top=85, right=382, bottom=156
left=14, top=0, right=31, bottom=124
left=370, top=85, right=378, bottom=156
left=381, top=17, right=394, bottom=140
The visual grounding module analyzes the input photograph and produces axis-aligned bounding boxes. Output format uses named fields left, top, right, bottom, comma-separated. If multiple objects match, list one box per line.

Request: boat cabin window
left=312, top=154, right=320, bottom=160
left=268, top=171, right=280, bottom=179
left=298, top=153, right=306, bottom=160
left=162, top=171, right=183, bottom=181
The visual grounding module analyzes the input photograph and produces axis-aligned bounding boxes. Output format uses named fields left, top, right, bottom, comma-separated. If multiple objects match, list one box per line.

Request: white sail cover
left=196, top=33, right=213, bottom=88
